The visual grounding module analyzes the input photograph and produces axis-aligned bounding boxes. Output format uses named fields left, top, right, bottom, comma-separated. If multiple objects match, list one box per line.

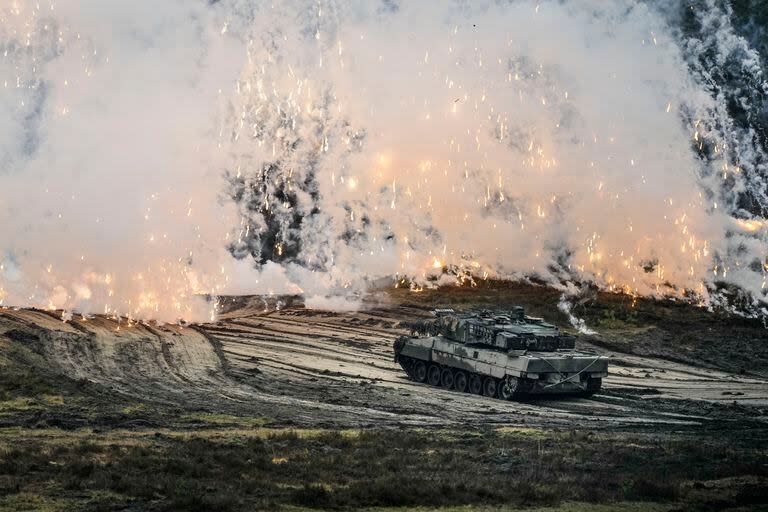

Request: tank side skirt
left=525, top=355, right=608, bottom=374
left=398, top=337, right=608, bottom=390
left=432, top=349, right=514, bottom=379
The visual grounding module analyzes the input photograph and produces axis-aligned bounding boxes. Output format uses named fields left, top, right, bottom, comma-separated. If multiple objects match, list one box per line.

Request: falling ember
left=734, top=219, right=767, bottom=234
left=0, top=0, right=765, bottom=323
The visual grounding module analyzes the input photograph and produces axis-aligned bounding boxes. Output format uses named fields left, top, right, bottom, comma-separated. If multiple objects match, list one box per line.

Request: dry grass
left=0, top=428, right=766, bottom=511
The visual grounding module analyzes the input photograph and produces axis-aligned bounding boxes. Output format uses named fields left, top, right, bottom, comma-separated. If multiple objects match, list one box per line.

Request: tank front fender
left=397, top=337, right=436, bottom=362
left=393, top=337, right=407, bottom=362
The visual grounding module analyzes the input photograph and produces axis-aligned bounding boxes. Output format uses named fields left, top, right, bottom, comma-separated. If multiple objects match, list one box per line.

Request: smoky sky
left=0, top=0, right=766, bottom=321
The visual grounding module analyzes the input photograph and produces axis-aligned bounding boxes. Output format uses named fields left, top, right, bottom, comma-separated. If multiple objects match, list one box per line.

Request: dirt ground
left=0, top=283, right=767, bottom=510
left=2, top=289, right=767, bottom=432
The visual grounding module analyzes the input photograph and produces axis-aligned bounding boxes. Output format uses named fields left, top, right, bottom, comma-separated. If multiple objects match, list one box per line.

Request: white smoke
left=0, top=0, right=249, bottom=321
left=0, top=0, right=766, bottom=322
left=557, top=288, right=597, bottom=336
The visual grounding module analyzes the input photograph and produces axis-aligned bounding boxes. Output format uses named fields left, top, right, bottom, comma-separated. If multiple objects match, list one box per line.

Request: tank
left=393, top=307, right=608, bottom=399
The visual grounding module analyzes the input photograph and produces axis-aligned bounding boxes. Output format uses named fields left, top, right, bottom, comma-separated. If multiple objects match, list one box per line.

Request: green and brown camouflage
left=394, top=307, right=608, bottom=399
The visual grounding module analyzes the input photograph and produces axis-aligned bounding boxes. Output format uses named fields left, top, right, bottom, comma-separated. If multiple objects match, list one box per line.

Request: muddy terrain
left=1, top=283, right=767, bottom=511
left=3, top=290, right=767, bottom=432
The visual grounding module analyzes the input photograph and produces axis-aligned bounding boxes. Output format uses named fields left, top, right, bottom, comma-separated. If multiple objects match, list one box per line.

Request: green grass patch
left=120, top=403, right=148, bottom=416
left=495, top=427, right=549, bottom=439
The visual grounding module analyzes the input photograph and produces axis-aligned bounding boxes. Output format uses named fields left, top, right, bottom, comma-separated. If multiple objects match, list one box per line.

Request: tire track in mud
left=189, top=325, right=232, bottom=376
left=142, top=324, right=195, bottom=387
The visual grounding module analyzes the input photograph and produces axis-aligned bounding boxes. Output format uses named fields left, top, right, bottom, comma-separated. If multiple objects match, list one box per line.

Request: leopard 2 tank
left=394, top=307, right=608, bottom=399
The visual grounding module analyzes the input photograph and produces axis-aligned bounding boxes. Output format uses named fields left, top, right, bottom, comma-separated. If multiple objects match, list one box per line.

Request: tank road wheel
left=581, top=377, right=602, bottom=397
left=412, top=361, right=428, bottom=383
left=440, top=369, right=455, bottom=389
left=498, top=376, right=518, bottom=401
left=454, top=371, right=468, bottom=393
left=468, top=374, right=483, bottom=395
left=427, top=365, right=442, bottom=386
left=482, top=377, right=498, bottom=398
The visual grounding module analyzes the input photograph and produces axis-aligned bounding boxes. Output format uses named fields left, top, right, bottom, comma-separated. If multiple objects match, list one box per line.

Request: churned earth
left=0, top=282, right=767, bottom=511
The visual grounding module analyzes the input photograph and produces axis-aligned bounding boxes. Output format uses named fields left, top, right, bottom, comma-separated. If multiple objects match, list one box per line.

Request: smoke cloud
left=1, top=0, right=766, bottom=321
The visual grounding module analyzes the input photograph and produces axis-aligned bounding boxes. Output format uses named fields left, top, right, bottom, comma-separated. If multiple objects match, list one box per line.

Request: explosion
left=1, top=0, right=766, bottom=321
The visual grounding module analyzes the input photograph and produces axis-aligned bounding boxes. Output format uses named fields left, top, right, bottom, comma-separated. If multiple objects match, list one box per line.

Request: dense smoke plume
left=1, top=0, right=766, bottom=321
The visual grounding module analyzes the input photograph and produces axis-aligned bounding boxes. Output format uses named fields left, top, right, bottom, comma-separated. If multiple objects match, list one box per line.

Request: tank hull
left=394, top=335, right=608, bottom=398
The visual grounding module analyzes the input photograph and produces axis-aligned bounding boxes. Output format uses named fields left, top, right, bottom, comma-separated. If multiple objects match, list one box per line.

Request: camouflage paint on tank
left=394, top=307, right=609, bottom=398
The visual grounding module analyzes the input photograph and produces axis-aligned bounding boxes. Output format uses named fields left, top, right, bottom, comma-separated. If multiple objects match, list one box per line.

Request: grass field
left=1, top=425, right=766, bottom=511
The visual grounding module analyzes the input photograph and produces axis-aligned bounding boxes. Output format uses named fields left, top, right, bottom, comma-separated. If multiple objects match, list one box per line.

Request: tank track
left=396, top=355, right=601, bottom=400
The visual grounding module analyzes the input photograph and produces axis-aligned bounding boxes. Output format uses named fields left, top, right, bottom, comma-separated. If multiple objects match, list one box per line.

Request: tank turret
left=427, top=308, right=576, bottom=352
